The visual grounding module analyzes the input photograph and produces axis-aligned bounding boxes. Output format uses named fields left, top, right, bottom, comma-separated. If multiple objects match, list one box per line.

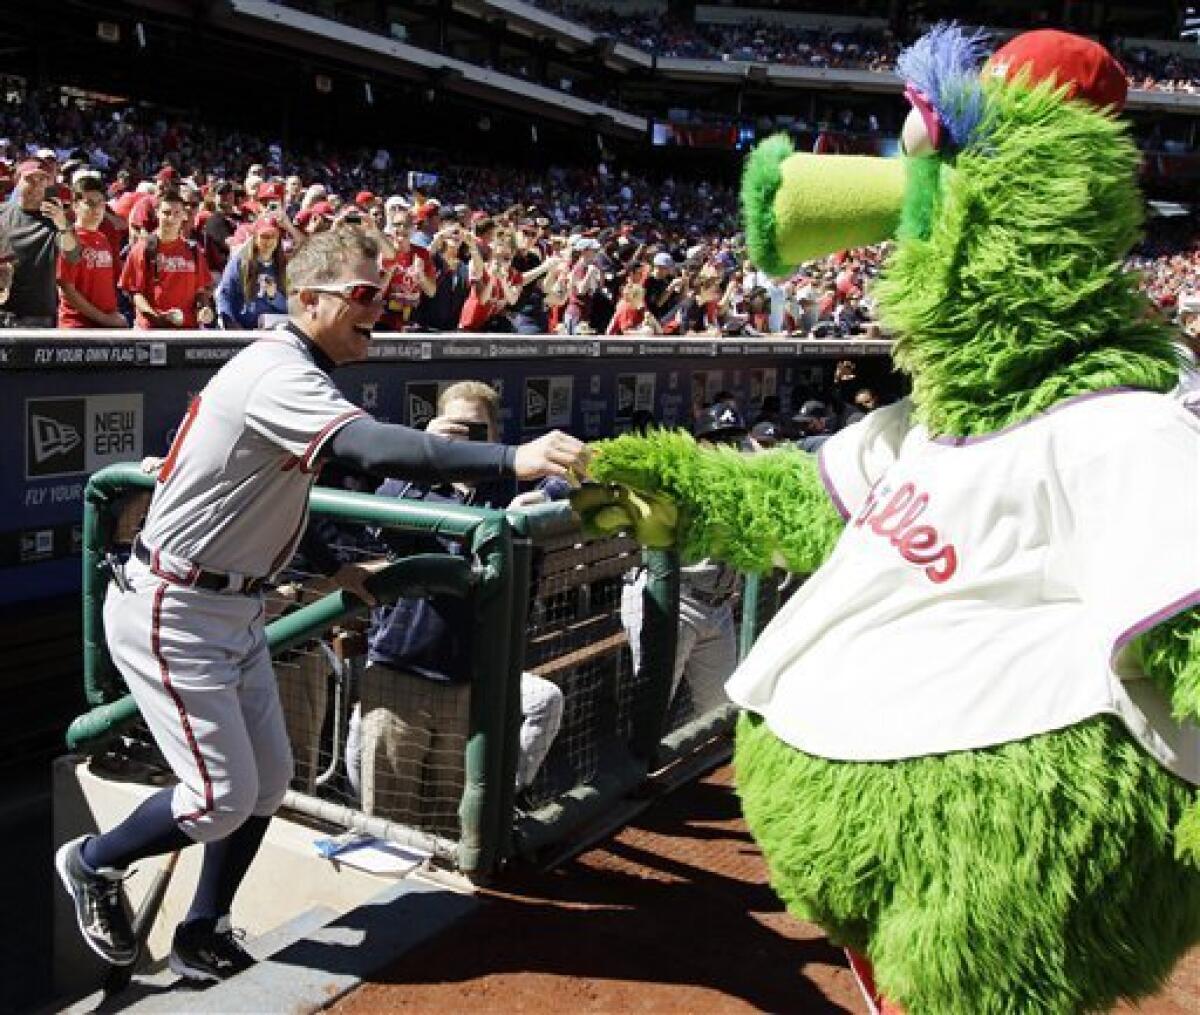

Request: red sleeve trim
left=300, top=408, right=368, bottom=472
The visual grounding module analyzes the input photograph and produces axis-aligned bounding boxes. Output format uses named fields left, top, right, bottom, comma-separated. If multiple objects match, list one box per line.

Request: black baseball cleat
left=169, top=916, right=256, bottom=984
left=55, top=835, right=138, bottom=966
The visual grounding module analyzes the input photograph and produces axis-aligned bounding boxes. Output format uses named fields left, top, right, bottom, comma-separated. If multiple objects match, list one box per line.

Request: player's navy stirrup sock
left=81, top=788, right=192, bottom=871
left=185, top=815, right=271, bottom=924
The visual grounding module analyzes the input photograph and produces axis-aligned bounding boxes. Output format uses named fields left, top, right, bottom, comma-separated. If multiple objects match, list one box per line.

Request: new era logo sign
left=25, top=395, right=143, bottom=479
left=30, top=412, right=82, bottom=464
left=26, top=399, right=85, bottom=477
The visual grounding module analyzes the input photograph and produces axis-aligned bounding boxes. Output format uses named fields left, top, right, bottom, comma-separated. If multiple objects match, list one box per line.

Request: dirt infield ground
left=334, top=766, right=1200, bottom=1014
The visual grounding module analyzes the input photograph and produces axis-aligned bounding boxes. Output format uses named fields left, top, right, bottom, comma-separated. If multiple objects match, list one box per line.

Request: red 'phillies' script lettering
left=853, top=481, right=958, bottom=583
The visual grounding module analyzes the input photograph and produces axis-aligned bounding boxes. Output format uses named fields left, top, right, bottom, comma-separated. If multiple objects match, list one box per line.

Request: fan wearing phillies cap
left=0, top=157, right=79, bottom=325
left=214, top=216, right=288, bottom=329
left=119, top=188, right=214, bottom=329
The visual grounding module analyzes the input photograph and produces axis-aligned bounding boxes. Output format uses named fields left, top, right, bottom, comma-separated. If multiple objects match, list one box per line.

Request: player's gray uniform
left=622, top=558, right=738, bottom=719
left=105, top=328, right=365, bottom=843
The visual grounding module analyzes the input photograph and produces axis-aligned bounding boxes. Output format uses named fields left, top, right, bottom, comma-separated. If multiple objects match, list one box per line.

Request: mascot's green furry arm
left=576, top=25, right=1200, bottom=1015
left=586, top=431, right=845, bottom=575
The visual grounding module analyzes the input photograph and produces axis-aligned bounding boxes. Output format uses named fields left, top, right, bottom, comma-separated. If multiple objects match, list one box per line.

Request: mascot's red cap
left=985, top=29, right=1128, bottom=113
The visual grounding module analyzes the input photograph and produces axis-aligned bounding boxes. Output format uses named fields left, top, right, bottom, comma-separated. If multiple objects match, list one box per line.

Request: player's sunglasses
left=300, top=280, right=386, bottom=307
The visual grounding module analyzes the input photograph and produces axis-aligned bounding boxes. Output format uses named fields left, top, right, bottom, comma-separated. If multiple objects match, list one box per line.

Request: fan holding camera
left=0, top=158, right=80, bottom=327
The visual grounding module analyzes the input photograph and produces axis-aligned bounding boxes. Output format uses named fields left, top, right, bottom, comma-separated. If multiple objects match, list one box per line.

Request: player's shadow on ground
left=360, top=776, right=852, bottom=1012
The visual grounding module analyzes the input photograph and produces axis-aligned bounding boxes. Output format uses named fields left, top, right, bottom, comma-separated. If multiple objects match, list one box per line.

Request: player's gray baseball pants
left=622, top=571, right=737, bottom=716
left=104, top=556, right=294, bottom=843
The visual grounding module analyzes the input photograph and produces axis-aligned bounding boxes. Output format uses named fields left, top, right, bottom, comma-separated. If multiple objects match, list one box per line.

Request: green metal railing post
left=630, top=548, right=680, bottom=761
left=493, top=502, right=580, bottom=859
left=738, top=572, right=760, bottom=663
left=455, top=514, right=515, bottom=879
left=82, top=465, right=155, bottom=706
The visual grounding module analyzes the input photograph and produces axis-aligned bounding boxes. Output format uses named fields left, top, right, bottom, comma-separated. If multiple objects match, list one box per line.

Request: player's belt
left=134, top=537, right=268, bottom=595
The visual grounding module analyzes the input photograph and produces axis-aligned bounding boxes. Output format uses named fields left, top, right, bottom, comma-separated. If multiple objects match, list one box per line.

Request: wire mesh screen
left=522, top=533, right=641, bottom=810
left=265, top=529, right=473, bottom=859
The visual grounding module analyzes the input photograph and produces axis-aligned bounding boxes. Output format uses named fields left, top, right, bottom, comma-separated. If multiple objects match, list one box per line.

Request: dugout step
left=104, top=878, right=477, bottom=1013
left=58, top=904, right=337, bottom=1014
left=52, top=757, right=465, bottom=1008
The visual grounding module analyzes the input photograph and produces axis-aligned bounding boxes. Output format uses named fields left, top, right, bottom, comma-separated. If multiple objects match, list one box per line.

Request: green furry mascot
left=576, top=26, right=1200, bottom=1014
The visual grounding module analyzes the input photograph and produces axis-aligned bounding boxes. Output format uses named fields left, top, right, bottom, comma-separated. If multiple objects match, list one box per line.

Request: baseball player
left=56, top=226, right=586, bottom=983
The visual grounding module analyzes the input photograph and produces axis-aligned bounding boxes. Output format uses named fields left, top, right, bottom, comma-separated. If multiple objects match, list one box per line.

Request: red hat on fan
left=984, top=29, right=1128, bottom=112
left=256, top=180, right=285, bottom=202
left=354, top=190, right=376, bottom=208
left=128, top=196, right=158, bottom=232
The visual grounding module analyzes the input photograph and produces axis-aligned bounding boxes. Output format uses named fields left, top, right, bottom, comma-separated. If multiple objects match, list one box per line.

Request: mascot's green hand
left=615, top=486, right=679, bottom=548
left=569, top=483, right=680, bottom=549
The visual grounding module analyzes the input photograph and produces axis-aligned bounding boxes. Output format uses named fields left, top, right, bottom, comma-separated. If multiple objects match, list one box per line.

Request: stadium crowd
left=272, top=1, right=1200, bottom=94
left=0, top=83, right=1195, bottom=336
left=533, top=3, right=1200, bottom=92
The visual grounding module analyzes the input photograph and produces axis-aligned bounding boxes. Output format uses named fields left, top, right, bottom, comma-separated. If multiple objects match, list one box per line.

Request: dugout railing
left=68, top=462, right=789, bottom=879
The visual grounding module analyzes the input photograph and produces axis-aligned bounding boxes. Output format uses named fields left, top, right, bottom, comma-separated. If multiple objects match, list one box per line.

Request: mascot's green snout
left=579, top=25, right=1200, bottom=1014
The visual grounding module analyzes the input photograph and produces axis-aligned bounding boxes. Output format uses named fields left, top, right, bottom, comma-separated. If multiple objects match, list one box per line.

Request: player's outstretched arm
left=586, top=429, right=845, bottom=575
left=328, top=418, right=586, bottom=485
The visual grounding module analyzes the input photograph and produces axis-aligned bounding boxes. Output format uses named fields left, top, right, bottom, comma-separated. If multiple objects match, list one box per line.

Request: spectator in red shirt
left=459, top=231, right=521, bottom=332
left=57, top=175, right=126, bottom=329
left=563, top=238, right=602, bottom=334
left=380, top=207, right=435, bottom=331
left=119, top=188, right=213, bottom=329
left=606, top=279, right=661, bottom=335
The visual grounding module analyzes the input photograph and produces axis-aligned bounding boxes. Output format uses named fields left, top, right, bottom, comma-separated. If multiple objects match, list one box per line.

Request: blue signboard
left=0, top=331, right=895, bottom=605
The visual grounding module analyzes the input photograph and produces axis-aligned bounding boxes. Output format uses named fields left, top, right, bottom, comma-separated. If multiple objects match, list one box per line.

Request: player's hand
left=139, top=456, right=164, bottom=475
left=425, top=415, right=469, bottom=441
left=508, top=490, right=548, bottom=510
left=332, top=562, right=381, bottom=606
left=513, top=430, right=588, bottom=480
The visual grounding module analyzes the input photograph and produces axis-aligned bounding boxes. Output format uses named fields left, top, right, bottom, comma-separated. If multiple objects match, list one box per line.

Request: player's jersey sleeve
left=245, top=364, right=367, bottom=469
left=815, top=398, right=913, bottom=519
left=1065, top=402, right=1200, bottom=657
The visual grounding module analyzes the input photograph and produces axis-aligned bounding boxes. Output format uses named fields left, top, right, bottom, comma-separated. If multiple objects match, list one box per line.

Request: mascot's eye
left=901, top=104, right=939, bottom=158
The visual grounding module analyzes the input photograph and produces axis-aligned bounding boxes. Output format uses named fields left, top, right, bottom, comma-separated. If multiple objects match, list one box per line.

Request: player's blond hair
left=288, top=228, right=381, bottom=293
left=439, top=381, right=500, bottom=429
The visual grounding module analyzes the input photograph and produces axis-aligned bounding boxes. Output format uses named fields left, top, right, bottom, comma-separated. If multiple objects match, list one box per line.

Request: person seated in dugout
left=347, top=381, right=565, bottom=829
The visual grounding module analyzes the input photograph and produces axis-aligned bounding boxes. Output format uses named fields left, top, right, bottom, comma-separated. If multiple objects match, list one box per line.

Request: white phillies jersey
left=140, top=326, right=365, bottom=579
left=727, top=389, right=1200, bottom=784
